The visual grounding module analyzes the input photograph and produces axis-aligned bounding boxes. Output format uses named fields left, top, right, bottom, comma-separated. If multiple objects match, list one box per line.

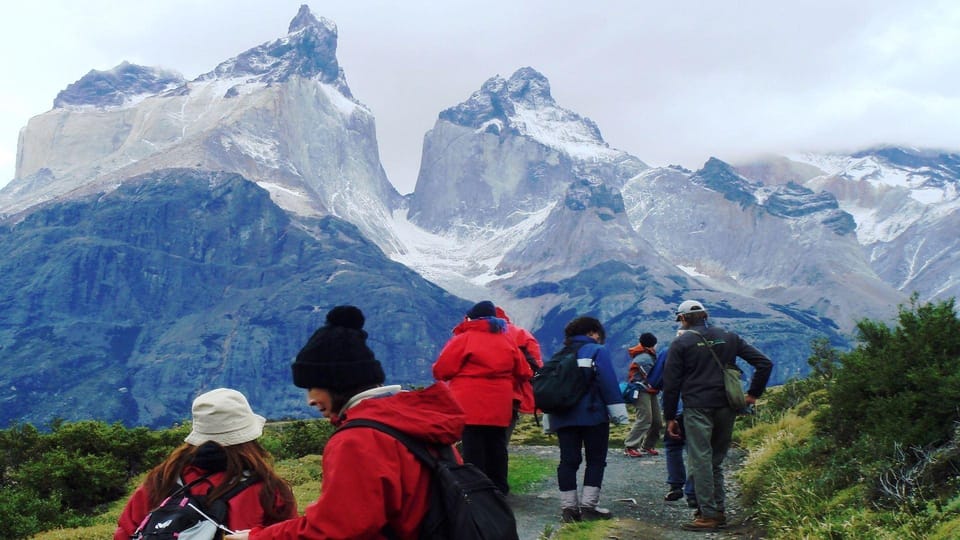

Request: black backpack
left=130, top=473, right=254, bottom=540
left=335, top=419, right=519, bottom=540
left=532, top=344, right=591, bottom=414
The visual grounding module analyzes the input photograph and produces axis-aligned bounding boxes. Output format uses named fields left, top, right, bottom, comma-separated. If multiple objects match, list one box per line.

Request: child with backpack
left=540, top=316, right=629, bottom=523
left=114, top=388, right=298, bottom=540
left=228, top=305, right=516, bottom=540
left=623, top=332, right=663, bottom=457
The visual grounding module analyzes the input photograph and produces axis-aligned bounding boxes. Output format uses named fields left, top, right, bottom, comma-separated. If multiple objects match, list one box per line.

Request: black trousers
left=461, top=424, right=510, bottom=494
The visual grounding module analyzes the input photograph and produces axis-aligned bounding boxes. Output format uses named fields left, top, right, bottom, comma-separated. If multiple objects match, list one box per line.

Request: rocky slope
left=0, top=169, right=466, bottom=428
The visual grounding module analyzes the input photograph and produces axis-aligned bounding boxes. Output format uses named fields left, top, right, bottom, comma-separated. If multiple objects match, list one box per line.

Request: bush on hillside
left=0, top=416, right=339, bottom=539
left=271, top=419, right=336, bottom=460
left=816, top=296, right=960, bottom=504
left=0, top=486, right=63, bottom=540
left=0, top=420, right=189, bottom=538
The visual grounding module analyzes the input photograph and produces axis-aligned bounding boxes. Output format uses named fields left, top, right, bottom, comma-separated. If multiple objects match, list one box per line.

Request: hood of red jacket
left=342, top=382, right=465, bottom=446
left=453, top=317, right=506, bottom=335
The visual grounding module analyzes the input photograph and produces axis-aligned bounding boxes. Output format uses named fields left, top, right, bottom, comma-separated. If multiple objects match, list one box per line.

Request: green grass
left=508, top=453, right=554, bottom=495
left=734, top=383, right=960, bottom=539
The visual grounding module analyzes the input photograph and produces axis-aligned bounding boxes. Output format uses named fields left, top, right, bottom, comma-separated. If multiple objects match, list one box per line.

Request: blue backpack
left=644, top=348, right=669, bottom=391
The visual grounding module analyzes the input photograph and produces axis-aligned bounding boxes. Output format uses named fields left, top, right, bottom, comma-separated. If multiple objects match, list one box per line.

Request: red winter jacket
left=114, top=465, right=296, bottom=540
left=495, top=307, right=543, bottom=414
left=248, top=383, right=466, bottom=540
left=433, top=317, right=532, bottom=427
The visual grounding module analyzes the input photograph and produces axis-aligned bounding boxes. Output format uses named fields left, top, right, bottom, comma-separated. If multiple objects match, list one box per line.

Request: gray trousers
left=624, top=392, right=662, bottom=450
left=683, top=406, right=736, bottom=519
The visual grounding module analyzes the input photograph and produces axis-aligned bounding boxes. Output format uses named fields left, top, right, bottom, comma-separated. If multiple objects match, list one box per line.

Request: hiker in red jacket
left=228, top=305, right=466, bottom=540
left=115, top=389, right=297, bottom=540
left=496, top=305, right=543, bottom=439
left=433, top=300, right=532, bottom=495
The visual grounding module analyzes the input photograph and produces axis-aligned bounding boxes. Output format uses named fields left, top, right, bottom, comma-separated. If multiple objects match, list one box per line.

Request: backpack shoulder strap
left=217, top=472, right=258, bottom=502
left=335, top=418, right=445, bottom=467
left=170, top=472, right=216, bottom=498
left=686, top=329, right=727, bottom=371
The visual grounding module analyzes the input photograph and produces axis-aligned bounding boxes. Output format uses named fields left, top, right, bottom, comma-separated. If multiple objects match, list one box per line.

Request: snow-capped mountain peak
left=197, top=4, right=351, bottom=97
left=438, top=67, right=619, bottom=160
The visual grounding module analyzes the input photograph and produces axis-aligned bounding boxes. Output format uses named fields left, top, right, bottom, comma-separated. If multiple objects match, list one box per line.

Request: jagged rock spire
left=440, top=67, right=559, bottom=128
left=197, top=4, right=351, bottom=96
left=289, top=4, right=321, bottom=33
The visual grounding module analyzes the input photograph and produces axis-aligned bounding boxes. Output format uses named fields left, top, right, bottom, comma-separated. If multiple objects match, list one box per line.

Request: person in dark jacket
left=115, top=388, right=297, bottom=540
left=543, top=316, right=629, bottom=522
left=663, top=300, right=773, bottom=532
left=228, top=305, right=467, bottom=540
left=433, top=300, right=532, bottom=494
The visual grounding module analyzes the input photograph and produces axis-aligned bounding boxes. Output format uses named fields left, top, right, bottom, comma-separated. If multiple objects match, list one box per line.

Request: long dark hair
left=143, top=440, right=295, bottom=523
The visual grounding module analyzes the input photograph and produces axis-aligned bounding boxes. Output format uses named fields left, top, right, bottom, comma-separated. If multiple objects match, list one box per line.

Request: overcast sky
left=2, top=0, right=959, bottom=194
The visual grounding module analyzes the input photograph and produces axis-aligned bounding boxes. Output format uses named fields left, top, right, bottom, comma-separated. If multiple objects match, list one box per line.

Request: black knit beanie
left=639, top=332, right=658, bottom=348
left=466, top=300, right=496, bottom=319
left=291, top=305, right=386, bottom=391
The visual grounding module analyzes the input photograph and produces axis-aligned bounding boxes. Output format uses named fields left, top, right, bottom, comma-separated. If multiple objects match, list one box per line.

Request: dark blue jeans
left=664, top=414, right=696, bottom=500
left=556, top=423, right=610, bottom=491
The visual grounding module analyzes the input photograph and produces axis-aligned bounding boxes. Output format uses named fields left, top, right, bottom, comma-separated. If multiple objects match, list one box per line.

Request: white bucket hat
left=184, top=388, right=266, bottom=446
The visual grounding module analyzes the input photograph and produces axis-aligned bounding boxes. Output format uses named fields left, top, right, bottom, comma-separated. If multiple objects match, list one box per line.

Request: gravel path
left=508, top=444, right=759, bottom=540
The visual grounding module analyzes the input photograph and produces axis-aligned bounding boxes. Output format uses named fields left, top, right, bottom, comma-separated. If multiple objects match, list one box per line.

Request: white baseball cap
left=675, top=300, right=707, bottom=321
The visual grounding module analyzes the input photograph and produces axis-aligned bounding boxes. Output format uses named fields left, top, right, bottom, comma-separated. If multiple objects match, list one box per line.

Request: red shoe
left=643, top=448, right=660, bottom=456
left=623, top=447, right=643, bottom=458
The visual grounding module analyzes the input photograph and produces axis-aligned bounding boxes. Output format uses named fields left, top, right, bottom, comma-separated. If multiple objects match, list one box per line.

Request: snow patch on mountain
left=320, top=83, right=362, bottom=116
left=388, top=203, right=555, bottom=297
left=512, top=106, right=622, bottom=160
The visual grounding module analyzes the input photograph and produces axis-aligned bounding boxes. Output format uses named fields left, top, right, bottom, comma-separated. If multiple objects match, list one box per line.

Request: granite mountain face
left=2, top=5, right=953, bottom=428
left=3, top=5, right=403, bottom=251
left=735, top=149, right=960, bottom=306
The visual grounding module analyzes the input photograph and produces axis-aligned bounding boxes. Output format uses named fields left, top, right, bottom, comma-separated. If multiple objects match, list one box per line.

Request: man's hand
left=225, top=531, right=250, bottom=540
left=666, top=419, right=681, bottom=439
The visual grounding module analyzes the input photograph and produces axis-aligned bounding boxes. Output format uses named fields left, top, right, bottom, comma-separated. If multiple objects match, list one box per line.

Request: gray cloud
left=2, top=0, right=958, bottom=193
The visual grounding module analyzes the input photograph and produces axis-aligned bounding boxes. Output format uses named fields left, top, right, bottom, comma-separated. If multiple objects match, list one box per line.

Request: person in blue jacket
left=543, top=316, right=629, bottom=523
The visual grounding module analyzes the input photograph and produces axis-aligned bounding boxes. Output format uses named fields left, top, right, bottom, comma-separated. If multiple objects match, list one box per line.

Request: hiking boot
left=643, top=447, right=660, bottom=456
left=664, top=488, right=684, bottom=501
left=693, top=509, right=725, bottom=524
left=623, top=447, right=643, bottom=458
left=681, top=516, right=725, bottom=531
left=580, top=506, right=613, bottom=520
left=561, top=507, right=581, bottom=523
left=686, top=498, right=699, bottom=508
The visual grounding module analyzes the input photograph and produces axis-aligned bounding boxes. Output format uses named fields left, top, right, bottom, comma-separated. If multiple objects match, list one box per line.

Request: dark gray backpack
left=335, top=419, right=519, bottom=540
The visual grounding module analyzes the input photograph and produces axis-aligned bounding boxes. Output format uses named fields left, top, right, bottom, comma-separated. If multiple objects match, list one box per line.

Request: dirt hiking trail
left=508, top=445, right=762, bottom=540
